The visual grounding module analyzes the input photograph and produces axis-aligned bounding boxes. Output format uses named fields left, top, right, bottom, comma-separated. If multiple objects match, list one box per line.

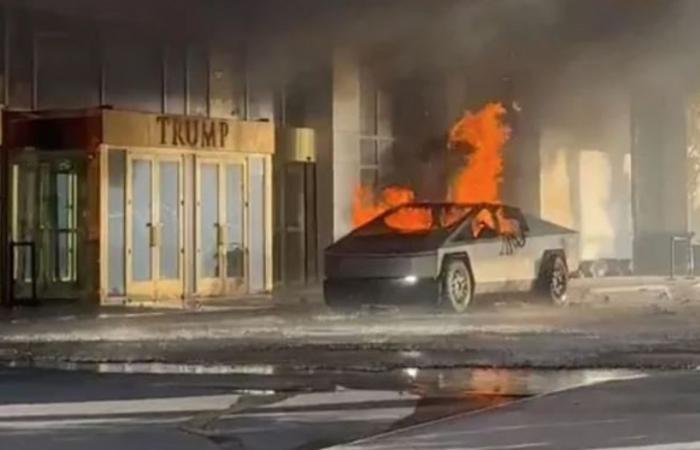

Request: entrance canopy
left=4, top=107, right=275, bottom=155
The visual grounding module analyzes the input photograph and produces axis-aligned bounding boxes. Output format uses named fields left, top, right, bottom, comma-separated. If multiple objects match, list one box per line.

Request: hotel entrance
left=10, top=152, right=89, bottom=303
left=195, top=156, right=246, bottom=296
left=126, top=153, right=184, bottom=301
left=2, top=108, right=274, bottom=307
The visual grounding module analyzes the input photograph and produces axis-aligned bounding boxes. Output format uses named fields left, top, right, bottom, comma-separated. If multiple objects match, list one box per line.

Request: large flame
left=449, top=102, right=511, bottom=204
left=385, top=206, right=433, bottom=233
left=351, top=101, right=511, bottom=233
left=352, top=186, right=416, bottom=228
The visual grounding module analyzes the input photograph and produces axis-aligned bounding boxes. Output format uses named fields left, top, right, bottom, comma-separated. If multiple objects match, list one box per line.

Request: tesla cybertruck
left=324, top=203, right=578, bottom=313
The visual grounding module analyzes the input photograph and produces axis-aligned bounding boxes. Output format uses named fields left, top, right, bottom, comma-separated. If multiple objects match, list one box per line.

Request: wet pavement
left=333, top=371, right=700, bottom=450
left=0, top=365, right=646, bottom=450
left=5, top=296, right=700, bottom=371
left=1, top=278, right=699, bottom=448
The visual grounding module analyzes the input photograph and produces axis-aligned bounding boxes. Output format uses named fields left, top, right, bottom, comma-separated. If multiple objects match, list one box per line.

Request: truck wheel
left=539, top=254, right=569, bottom=306
left=442, top=259, right=474, bottom=313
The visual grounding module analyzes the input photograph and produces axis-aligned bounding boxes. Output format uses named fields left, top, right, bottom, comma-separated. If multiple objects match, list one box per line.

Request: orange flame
left=440, top=206, right=471, bottom=228
left=385, top=207, right=433, bottom=233
left=352, top=186, right=415, bottom=228
left=449, top=102, right=511, bottom=204
left=351, top=101, right=511, bottom=234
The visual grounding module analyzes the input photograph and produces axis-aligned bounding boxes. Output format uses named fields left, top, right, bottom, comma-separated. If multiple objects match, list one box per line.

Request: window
left=54, top=171, right=78, bottom=282
left=359, top=66, right=393, bottom=190
left=360, top=68, right=391, bottom=137
left=354, top=204, right=471, bottom=236
left=108, top=150, right=126, bottom=295
left=455, top=206, right=528, bottom=242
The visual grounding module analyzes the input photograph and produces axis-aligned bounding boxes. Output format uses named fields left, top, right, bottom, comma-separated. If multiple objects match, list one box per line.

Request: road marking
left=0, top=416, right=184, bottom=429
left=0, top=394, right=239, bottom=419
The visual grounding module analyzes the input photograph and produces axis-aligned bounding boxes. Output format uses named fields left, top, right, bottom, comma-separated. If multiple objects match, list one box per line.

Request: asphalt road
left=0, top=367, right=647, bottom=450
left=334, top=372, right=700, bottom=450
left=1, top=279, right=698, bottom=449
left=0, top=367, right=457, bottom=450
left=3, top=284, right=700, bottom=371
left=0, top=367, right=227, bottom=449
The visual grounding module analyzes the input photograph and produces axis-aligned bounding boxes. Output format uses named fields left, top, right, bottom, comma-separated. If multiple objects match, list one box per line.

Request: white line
left=0, top=416, right=185, bottom=430
left=0, top=394, right=239, bottom=419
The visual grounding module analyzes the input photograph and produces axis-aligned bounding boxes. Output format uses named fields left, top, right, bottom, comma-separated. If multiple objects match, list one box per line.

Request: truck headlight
left=403, top=275, right=418, bottom=284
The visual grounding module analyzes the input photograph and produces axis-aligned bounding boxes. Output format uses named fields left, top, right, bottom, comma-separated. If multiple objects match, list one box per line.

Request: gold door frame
left=195, top=155, right=248, bottom=297
left=154, top=154, right=185, bottom=300
left=125, top=151, right=185, bottom=302
left=125, top=153, right=157, bottom=299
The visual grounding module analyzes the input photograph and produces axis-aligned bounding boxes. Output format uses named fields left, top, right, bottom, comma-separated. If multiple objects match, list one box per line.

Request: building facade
left=1, top=1, right=699, bottom=307
left=0, top=2, right=309, bottom=306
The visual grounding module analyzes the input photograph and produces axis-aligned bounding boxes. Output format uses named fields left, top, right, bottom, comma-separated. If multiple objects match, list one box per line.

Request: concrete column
left=537, top=80, right=633, bottom=266
left=331, top=47, right=361, bottom=240
left=632, top=88, right=688, bottom=274
left=503, top=93, right=541, bottom=216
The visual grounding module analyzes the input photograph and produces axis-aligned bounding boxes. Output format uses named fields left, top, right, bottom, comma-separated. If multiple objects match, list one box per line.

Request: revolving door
left=10, top=152, right=90, bottom=303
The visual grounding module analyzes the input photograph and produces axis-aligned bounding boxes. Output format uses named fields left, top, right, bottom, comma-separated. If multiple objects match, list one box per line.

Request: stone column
left=631, top=87, right=688, bottom=274
left=331, top=47, right=361, bottom=240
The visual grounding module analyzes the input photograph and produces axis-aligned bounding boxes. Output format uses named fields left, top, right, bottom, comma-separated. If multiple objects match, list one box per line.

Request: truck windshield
left=352, top=204, right=472, bottom=236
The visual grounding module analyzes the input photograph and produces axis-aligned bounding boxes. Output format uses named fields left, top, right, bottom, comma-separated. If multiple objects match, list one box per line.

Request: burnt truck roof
left=326, top=202, right=576, bottom=256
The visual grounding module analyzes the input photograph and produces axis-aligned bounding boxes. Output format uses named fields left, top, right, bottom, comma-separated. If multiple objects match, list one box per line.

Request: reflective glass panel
left=159, top=161, right=179, bottom=280
left=226, top=164, right=244, bottom=279
left=200, top=163, right=219, bottom=278
left=132, top=160, right=152, bottom=282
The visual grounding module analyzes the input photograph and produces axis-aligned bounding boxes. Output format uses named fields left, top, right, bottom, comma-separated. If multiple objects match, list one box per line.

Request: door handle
left=217, top=223, right=227, bottom=247
left=148, top=223, right=161, bottom=248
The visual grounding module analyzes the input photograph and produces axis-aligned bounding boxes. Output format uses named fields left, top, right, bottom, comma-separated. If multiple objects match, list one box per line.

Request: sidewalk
left=332, top=372, right=700, bottom=449
left=1, top=276, right=694, bottom=322
left=0, top=284, right=325, bottom=323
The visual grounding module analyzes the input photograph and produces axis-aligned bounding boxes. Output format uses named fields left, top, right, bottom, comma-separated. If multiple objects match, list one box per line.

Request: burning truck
left=324, top=202, right=578, bottom=312
left=324, top=102, right=579, bottom=313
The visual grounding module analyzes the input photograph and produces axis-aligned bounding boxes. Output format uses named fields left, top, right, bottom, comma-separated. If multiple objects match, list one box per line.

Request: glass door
left=126, top=154, right=183, bottom=301
left=10, top=154, right=86, bottom=302
left=11, top=161, right=38, bottom=300
left=224, top=162, right=246, bottom=292
left=196, top=157, right=247, bottom=296
left=156, top=157, right=184, bottom=299
left=127, top=155, right=155, bottom=298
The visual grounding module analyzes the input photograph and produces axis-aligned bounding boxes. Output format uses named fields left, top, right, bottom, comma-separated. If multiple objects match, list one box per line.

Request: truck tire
left=441, top=259, right=474, bottom=313
left=538, top=254, right=569, bottom=306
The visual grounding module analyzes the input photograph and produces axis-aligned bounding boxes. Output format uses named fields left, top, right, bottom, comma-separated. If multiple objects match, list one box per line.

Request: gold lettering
left=157, top=116, right=235, bottom=149
left=219, top=121, right=230, bottom=148
left=185, top=119, right=200, bottom=147
left=172, top=119, right=186, bottom=146
left=201, top=121, right=217, bottom=147
left=156, top=116, right=169, bottom=145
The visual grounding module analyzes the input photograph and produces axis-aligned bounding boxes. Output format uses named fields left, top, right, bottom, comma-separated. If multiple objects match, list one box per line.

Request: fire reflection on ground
left=392, top=367, right=645, bottom=430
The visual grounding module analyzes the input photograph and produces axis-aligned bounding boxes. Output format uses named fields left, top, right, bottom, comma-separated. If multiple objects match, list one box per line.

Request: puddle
left=183, top=367, right=646, bottom=449
left=3, top=359, right=646, bottom=398
left=4, top=360, right=277, bottom=375
left=403, top=367, right=646, bottom=397
left=0, top=361, right=650, bottom=450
